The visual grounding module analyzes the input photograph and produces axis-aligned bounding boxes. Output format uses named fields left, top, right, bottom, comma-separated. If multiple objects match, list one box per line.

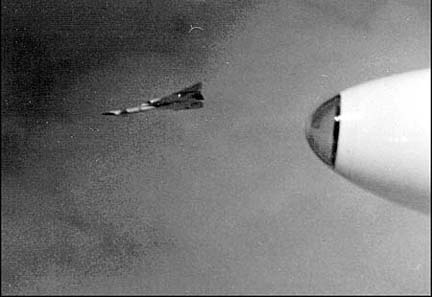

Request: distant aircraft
left=102, top=82, right=204, bottom=116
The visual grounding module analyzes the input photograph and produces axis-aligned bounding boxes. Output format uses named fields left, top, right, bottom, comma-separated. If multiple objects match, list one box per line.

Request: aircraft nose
left=305, top=95, right=341, bottom=167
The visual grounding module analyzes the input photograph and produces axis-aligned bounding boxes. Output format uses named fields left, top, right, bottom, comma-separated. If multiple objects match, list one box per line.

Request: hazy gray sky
left=2, top=0, right=430, bottom=294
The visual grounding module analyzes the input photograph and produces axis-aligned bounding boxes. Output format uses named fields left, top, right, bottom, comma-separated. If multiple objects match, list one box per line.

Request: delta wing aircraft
left=102, top=82, right=204, bottom=116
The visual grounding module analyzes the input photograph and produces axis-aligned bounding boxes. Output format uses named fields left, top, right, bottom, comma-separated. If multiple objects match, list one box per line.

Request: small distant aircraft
left=102, top=82, right=204, bottom=116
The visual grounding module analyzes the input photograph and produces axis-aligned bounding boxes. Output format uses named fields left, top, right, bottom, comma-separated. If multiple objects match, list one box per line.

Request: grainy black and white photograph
left=1, top=0, right=430, bottom=295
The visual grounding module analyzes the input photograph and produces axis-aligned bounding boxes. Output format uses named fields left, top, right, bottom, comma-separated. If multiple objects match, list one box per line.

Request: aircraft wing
left=149, top=82, right=204, bottom=107
left=177, top=82, right=203, bottom=94
left=158, top=100, right=204, bottom=111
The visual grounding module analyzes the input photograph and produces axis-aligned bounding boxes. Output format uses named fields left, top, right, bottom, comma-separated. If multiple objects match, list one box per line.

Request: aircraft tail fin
left=177, top=82, right=203, bottom=94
